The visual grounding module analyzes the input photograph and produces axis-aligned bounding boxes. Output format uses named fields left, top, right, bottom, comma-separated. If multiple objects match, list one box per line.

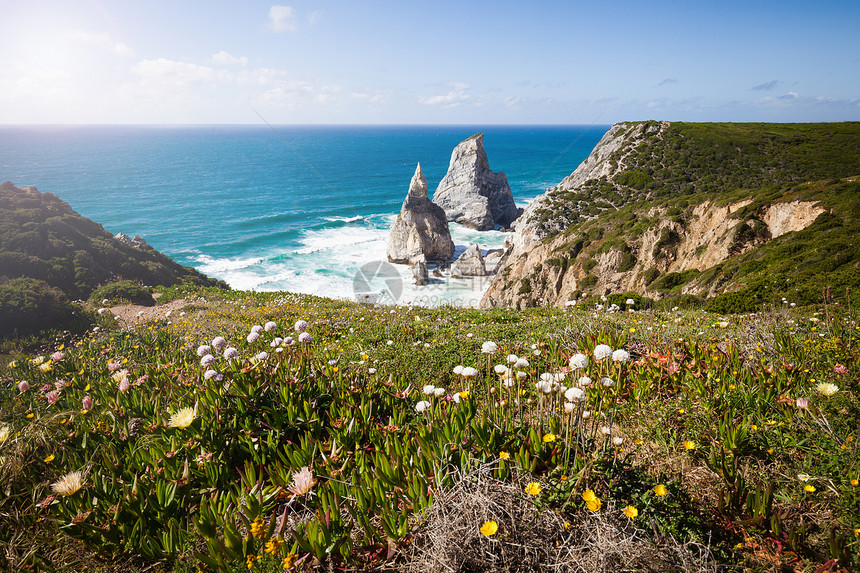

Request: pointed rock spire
left=387, top=164, right=455, bottom=264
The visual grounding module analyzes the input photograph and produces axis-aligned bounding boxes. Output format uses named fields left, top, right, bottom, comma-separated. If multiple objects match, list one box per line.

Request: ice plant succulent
left=816, top=383, right=838, bottom=396
left=288, top=466, right=316, bottom=496
left=169, top=406, right=196, bottom=429
left=51, top=470, right=84, bottom=496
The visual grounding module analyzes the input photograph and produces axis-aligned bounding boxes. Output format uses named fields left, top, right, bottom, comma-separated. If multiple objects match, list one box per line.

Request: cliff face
left=481, top=121, right=860, bottom=309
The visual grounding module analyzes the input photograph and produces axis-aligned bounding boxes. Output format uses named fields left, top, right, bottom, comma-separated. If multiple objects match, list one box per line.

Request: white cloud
left=419, top=83, right=471, bottom=107
left=211, top=51, right=248, bottom=67
left=132, top=59, right=223, bottom=83
left=268, top=5, right=296, bottom=33
left=64, top=29, right=135, bottom=58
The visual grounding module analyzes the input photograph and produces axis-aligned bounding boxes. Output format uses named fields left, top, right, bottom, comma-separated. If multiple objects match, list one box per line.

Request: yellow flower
left=525, top=482, right=541, bottom=496
left=623, top=505, right=638, bottom=519
left=499, top=451, right=510, bottom=460
left=543, top=433, right=556, bottom=443
left=653, top=484, right=668, bottom=497
left=480, top=520, right=498, bottom=536
left=854, top=528, right=860, bottom=537
left=26, top=412, right=34, bottom=419
left=851, top=479, right=859, bottom=487
left=169, top=406, right=196, bottom=429
left=0, top=425, right=9, bottom=444
left=683, top=440, right=695, bottom=451
left=563, top=521, right=571, bottom=530
left=282, top=553, right=296, bottom=569
left=634, top=439, right=643, bottom=445
left=803, top=484, right=816, bottom=493
left=264, top=536, right=283, bottom=554
left=586, top=498, right=602, bottom=512
left=459, top=391, right=471, bottom=399
left=43, top=454, right=55, bottom=463
left=581, top=489, right=597, bottom=502
left=250, top=517, right=265, bottom=537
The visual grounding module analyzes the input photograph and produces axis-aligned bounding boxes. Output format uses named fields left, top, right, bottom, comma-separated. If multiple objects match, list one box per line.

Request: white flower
left=433, top=387, right=445, bottom=397
left=816, top=383, right=838, bottom=396
left=415, top=400, right=431, bottom=413
left=453, top=365, right=464, bottom=376
left=196, top=345, right=211, bottom=357
left=593, top=344, right=613, bottom=361
left=224, top=347, right=239, bottom=360
left=599, top=426, right=611, bottom=435
left=582, top=410, right=591, bottom=419
left=169, top=406, right=196, bottom=429
left=254, top=351, right=269, bottom=361
left=204, top=369, right=219, bottom=380
left=481, top=341, right=499, bottom=354
left=294, top=320, right=308, bottom=332
left=0, top=425, right=9, bottom=444
left=264, top=321, right=277, bottom=332
left=514, top=357, right=530, bottom=369
left=251, top=325, right=263, bottom=334
left=494, top=364, right=509, bottom=375
left=212, top=336, right=227, bottom=350
left=422, top=384, right=436, bottom=395
left=578, top=376, right=593, bottom=388
left=564, top=402, right=575, bottom=413
left=537, top=380, right=553, bottom=394
left=506, top=354, right=519, bottom=364
left=797, top=473, right=811, bottom=482
left=298, top=332, right=313, bottom=343
left=368, top=368, right=377, bottom=375
left=247, top=332, right=260, bottom=343
left=461, top=367, right=479, bottom=378
left=271, top=337, right=283, bottom=347
left=612, top=436, right=624, bottom=446
left=601, top=377, right=615, bottom=387
left=51, top=470, right=84, bottom=496
left=516, top=371, right=527, bottom=380
left=200, top=354, right=216, bottom=368
left=611, top=349, right=630, bottom=363
left=288, top=466, right=316, bottom=496
left=626, top=298, right=635, bottom=305
left=569, top=353, right=588, bottom=370
left=565, top=387, right=585, bottom=402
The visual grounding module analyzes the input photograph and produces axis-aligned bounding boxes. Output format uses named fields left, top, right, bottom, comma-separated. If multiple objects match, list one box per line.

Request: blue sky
left=1, top=0, right=858, bottom=124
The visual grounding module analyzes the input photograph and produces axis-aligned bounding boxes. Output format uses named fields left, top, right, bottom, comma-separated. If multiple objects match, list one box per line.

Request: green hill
left=0, top=182, right=226, bottom=337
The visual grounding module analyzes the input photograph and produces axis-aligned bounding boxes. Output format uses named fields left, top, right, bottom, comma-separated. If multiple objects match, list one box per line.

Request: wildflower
left=32, top=356, right=45, bottom=365
left=612, top=349, right=630, bottom=362
left=623, top=505, right=638, bottom=519
left=0, top=425, right=9, bottom=444
left=568, top=353, right=588, bottom=370
left=250, top=517, right=265, bottom=537
left=524, top=482, right=541, bottom=496
left=43, top=454, right=55, bottom=462
left=461, top=367, right=479, bottom=378
left=803, top=484, right=816, bottom=493
left=653, top=484, right=668, bottom=497
left=481, top=341, right=499, bottom=354
left=298, top=332, right=313, bottom=343
left=593, top=344, right=612, bottom=361
left=499, top=451, right=510, bottom=460
left=459, top=390, right=470, bottom=400
left=453, top=365, right=464, bottom=376
left=294, top=320, right=308, bottom=332
left=586, top=497, right=602, bottom=512
left=118, top=378, right=131, bottom=393
left=288, top=466, right=316, bottom=496
left=247, top=332, right=260, bottom=343
left=480, top=520, right=498, bottom=536
left=564, top=402, right=575, bottom=413
left=17, top=381, right=30, bottom=393
left=612, top=436, right=624, bottom=446
left=543, top=433, right=556, bottom=443
left=851, top=479, right=858, bottom=487
left=264, top=321, right=277, bottom=332
left=796, top=397, right=809, bottom=410
left=46, top=391, right=60, bottom=405
left=254, top=351, right=268, bottom=361
left=264, top=536, right=283, bottom=554
left=600, top=377, right=615, bottom=387
left=224, top=347, right=239, bottom=360
left=282, top=554, right=296, bottom=569
left=422, top=384, right=436, bottom=395
left=599, top=426, right=611, bottom=435
left=833, top=363, right=848, bottom=374
left=577, top=375, right=593, bottom=387
left=506, top=354, right=518, bottom=364
left=797, top=473, right=811, bottom=482
left=494, top=364, right=509, bottom=375
left=433, top=387, right=445, bottom=397
left=81, top=396, right=93, bottom=411
left=368, top=368, right=377, bottom=375
left=683, top=440, right=696, bottom=451
left=415, top=400, right=431, bottom=413
left=196, top=345, right=211, bottom=357
left=51, top=471, right=84, bottom=496
left=212, top=336, right=227, bottom=350
left=200, top=354, right=216, bottom=368
left=816, top=383, right=838, bottom=396
left=51, top=351, right=64, bottom=362
left=169, top=406, right=196, bottom=429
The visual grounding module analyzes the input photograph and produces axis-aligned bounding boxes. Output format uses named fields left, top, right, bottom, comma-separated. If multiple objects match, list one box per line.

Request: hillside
left=483, top=122, right=860, bottom=311
left=0, top=182, right=226, bottom=336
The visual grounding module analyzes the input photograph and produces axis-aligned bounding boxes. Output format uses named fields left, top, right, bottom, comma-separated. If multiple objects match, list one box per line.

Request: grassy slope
left=1, top=286, right=858, bottom=571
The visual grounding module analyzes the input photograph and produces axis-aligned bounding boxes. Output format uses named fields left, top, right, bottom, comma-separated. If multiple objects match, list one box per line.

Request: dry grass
left=398, top=461, right=721, bottom=573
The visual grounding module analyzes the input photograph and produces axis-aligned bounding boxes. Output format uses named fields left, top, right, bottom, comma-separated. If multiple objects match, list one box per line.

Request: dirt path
left=104, top=297, right=189, bottom=325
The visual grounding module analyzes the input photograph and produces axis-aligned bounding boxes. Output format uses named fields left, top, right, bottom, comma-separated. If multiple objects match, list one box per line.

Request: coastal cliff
left=482, top=121, right=860, bottom=310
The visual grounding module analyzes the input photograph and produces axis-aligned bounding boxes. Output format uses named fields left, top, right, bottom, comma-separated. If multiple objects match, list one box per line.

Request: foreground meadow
left=0, top=287, right=858, bottom=572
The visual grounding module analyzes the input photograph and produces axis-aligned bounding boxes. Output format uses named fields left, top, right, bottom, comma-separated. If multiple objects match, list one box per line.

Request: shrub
left=0, top=278, right=89, bottom=338
left=89, top=280, right=155, bottom=307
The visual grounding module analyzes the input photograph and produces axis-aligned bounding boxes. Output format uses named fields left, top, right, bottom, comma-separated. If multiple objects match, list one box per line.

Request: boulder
left=432, top=134, right=523, bottom=230
left=450, top=244, right=487, bottom=278
left=411, top=259, right=429, bottom=286
left=387, top=164, right=455, bottom=264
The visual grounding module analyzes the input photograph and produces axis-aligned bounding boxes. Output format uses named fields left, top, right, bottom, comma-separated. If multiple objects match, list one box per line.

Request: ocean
left=0, top=125, right=608, bottom=306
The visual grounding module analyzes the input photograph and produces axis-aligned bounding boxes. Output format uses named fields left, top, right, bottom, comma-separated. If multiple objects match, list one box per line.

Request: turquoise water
left=0, top=125, right=608, bottom=304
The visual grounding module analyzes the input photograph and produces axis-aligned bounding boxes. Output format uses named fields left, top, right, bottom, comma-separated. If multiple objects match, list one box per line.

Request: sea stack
left=387, top=163, right=455, bottom=264
left=432, top=133, right=522, bottom=231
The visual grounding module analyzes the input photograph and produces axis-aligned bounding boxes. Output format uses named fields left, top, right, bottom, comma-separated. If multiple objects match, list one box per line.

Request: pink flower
left=288, top=466, right=316, bottom=496
left=796, top=397, right=809, bottom=410
left=107, top=362, right=121, bottom=372
left=264, top=321, right=277, bottom=332
left=46, top=390, right=60, bottom=405
left=82, top=396, right=93, bottom=410
left=51, top=351, right=64, bottom=362
left=17, top=381, right=30, bottom=393
left=246, top=332, right=259, bottom=343
left=118, top=378, right=131, bottom=393
left=833, top=364, right=848, bottom=375
left=668, top=362, right=681, bottom=375
left=298, top=332, right=312, bottom=344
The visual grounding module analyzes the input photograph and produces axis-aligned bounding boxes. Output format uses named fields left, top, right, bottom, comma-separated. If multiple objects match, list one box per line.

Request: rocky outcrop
left=432, top=134, right=522, bottom=230
left=411, top=256, right=429, bottom=286
left=450, top=244, right=487, bottom=278
left=115, top=233, right=149, bottom=249
left=387, top=164, right=455, bottom=264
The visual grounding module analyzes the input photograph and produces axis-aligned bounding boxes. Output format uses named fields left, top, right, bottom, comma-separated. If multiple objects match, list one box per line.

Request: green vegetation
left=0, top=288, right=857, bottom=571
left=0, top=182, right=227, bottom=339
